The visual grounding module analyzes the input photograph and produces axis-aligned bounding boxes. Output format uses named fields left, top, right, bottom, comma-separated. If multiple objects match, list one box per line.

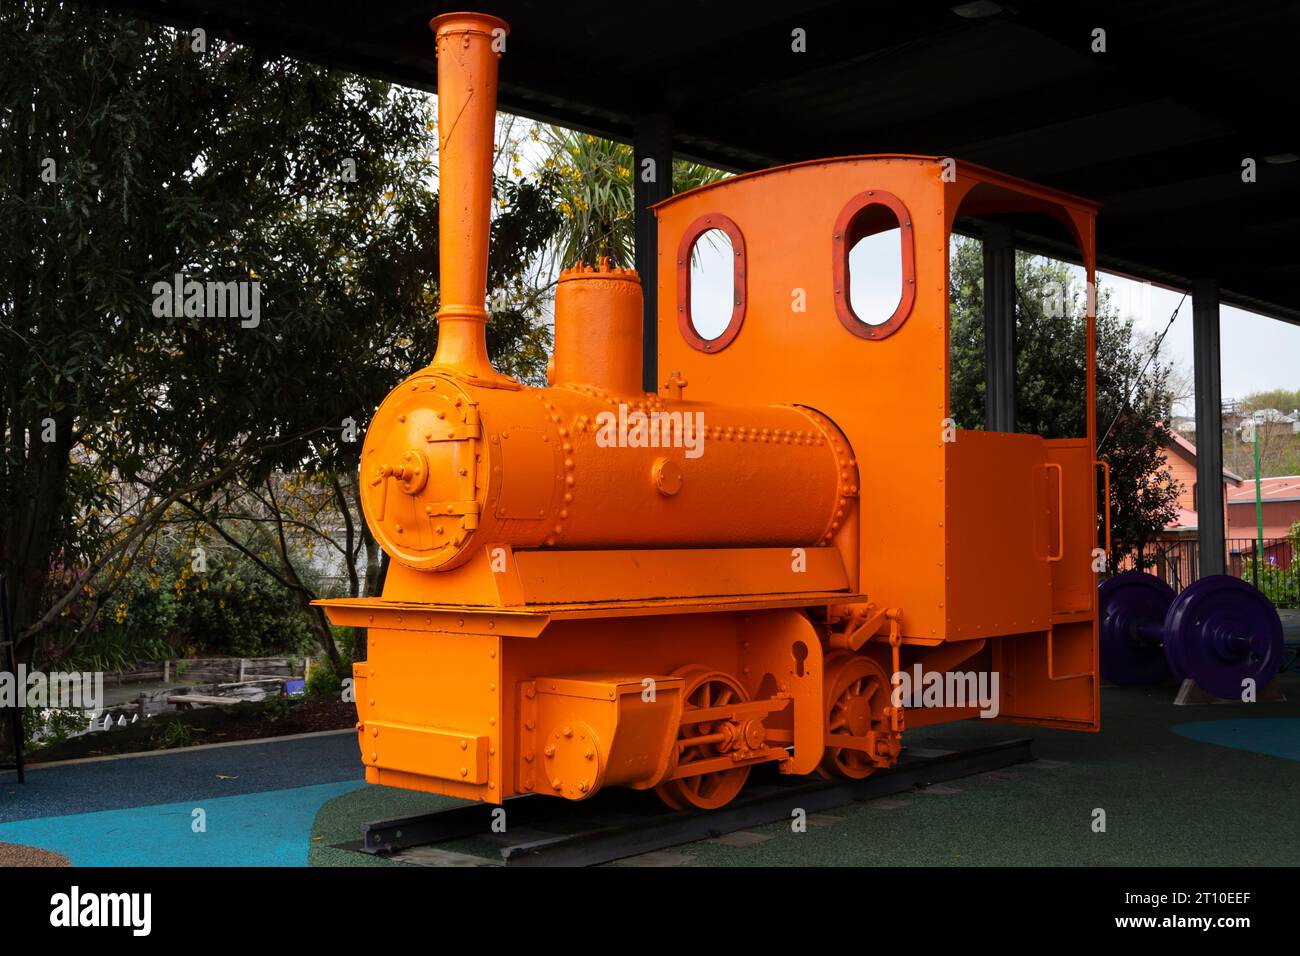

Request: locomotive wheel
left=819, top=651, right=893, bottom=779
left=1164, top=574, right=1284, bottom=700
left=1099, top=572, right=1283, bottom=699
left=1098, top=571, right=1175, bottom=686
left=654, top=668, right=752, bottom=811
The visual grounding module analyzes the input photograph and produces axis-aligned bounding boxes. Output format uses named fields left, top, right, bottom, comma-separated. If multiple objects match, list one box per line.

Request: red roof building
left=1227, top=475, right=1300, bottom=540
left=1157, top=437, right=1297, bottom=575
left=1159, top=432, right=1241, bottom=538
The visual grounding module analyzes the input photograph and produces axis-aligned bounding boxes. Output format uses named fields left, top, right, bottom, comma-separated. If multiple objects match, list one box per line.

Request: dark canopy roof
left=89, top=0, right=1300, bottom=323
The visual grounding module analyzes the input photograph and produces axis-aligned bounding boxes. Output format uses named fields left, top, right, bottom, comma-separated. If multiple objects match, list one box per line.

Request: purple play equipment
left=1099, top=571, right=1284, bottom=700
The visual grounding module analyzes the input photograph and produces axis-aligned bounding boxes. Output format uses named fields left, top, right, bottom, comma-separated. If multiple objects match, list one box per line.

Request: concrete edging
left=18, top=728, right=354, bottom=771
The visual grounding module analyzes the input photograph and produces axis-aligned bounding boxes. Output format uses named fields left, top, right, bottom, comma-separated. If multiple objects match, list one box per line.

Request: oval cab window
left=848, top=220, right=903, bottom=325
left=689, top=229, right=735, bottom=340
left=833, top=191, right=915, bottom=340
left=677, top=213, right=746, bottom=351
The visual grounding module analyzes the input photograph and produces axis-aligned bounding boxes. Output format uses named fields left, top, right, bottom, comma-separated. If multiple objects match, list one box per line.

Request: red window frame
left=677, top=213, right=746, bottom=352
left=832, top=190, right=916, bottom=340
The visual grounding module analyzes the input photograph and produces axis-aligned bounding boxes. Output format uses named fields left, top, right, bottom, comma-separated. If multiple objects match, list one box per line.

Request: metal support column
left=983, top=223, right=1016, bottom=431
left=1, top=574, right=25, bottom=783
left=633, top=113, right=672, bottom=393
left=1192, top=279, right=1226, bottom=577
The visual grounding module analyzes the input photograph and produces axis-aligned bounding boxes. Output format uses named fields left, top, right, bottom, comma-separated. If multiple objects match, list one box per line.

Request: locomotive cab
left=317, top=11, right=1104, bottom=811
left=654, top=155, right=1105, bottom=737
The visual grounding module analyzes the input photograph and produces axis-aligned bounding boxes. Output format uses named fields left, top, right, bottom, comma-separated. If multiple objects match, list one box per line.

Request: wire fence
left=1133, top=536, right=1297, bottom=607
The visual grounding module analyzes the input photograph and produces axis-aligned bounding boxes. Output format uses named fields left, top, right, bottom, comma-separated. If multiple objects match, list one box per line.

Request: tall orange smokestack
left=429, top=11, right=512, bottom=386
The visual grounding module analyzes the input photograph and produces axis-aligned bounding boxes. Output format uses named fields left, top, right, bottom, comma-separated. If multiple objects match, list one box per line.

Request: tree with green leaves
left=949, top=236, right=1180, bottom=572
left=539, top=127, right=728, bottom=270
left=0, top=3, right=560, bottom=683
left=1232, top=391, right=1300, bottom=478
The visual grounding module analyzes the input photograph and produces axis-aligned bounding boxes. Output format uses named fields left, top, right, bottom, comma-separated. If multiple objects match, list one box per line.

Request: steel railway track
left=336, top=737, right=1035, bottom=867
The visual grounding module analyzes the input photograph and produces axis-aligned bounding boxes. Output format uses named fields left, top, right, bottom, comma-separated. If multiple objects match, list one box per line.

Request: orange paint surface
left=317, top=11, right=1103, bottom=811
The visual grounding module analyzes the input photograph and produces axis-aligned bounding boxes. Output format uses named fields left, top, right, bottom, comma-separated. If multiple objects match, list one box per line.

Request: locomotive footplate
left=317, top=589, right=868, bottom=630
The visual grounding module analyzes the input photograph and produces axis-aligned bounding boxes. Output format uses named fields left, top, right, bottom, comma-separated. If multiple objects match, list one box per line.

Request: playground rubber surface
left=0, top=731, right=361, bottom=866
left=3, top=672, right=1299, bottom=866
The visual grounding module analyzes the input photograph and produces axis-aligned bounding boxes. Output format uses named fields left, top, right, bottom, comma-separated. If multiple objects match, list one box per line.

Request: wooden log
left=168, top=694, right=234, bottom=710
left=107, top=662, right=167, bottom=685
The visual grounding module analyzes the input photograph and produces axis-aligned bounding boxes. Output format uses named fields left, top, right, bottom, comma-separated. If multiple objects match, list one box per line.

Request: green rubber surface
left=310, top=788, right=464, bottom=868
left=310, top=671, right=1300, bottom=866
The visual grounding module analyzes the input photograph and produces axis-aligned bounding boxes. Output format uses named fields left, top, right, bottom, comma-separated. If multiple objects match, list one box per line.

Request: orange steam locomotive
left=317, top=10, right=1107, bottom=811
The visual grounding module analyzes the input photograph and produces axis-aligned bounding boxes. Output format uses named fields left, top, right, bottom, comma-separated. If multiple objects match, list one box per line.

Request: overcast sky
left=1110, top=274, right=1300, bottom=416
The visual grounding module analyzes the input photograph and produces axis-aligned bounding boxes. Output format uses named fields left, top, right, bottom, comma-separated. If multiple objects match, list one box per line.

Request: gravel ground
left=0, top=841, right=69, bottom=866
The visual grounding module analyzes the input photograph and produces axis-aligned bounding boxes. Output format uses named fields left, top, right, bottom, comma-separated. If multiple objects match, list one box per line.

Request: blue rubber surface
left=1171, top=718, right=1300, bottom=762
left=0, top=732, right=360, bottom=823
left=0, top=732, right=363, bottom=866
left=0, top=780, right=363, bottom=866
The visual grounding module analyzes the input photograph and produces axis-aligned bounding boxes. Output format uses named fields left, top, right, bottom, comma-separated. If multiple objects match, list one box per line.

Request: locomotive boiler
left=318, top=11, right=1283, bottom=811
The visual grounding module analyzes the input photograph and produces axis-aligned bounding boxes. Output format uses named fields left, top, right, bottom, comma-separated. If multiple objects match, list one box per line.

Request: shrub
left=306, top=656, right=347, bottom=700
left=169, top=553, right=317, bottom=657
left=153, top=720, right=195, bottom=749
left=22, top=707, right=91, bottom=750
left=41, top=546, right=321, bottom=669
left=1241, top=557, right=1300, bottom=609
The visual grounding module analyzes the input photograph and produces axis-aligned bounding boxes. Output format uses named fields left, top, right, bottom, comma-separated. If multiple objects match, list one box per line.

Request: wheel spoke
left=655, top=670, right=752, bottom=811
left=820, top=655, right=895, bottom=781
